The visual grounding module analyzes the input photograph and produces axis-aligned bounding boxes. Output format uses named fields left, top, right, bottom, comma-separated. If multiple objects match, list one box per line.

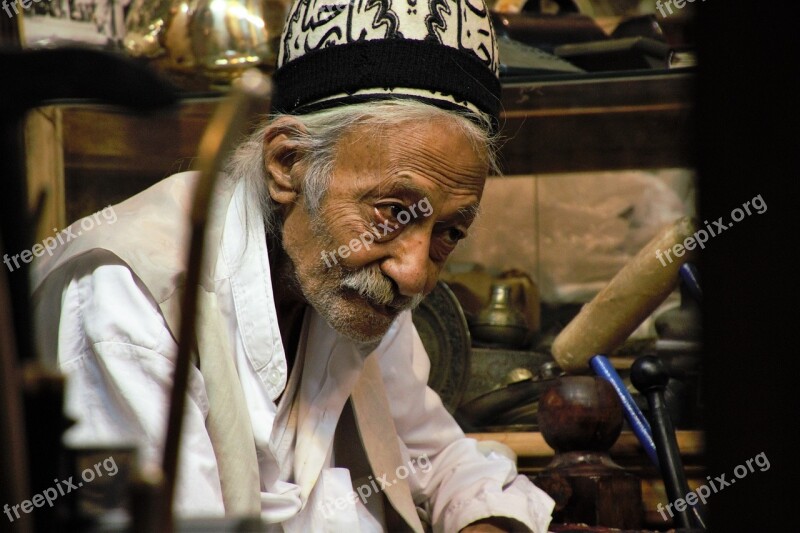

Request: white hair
left=224, top=98, right=500, bottom=236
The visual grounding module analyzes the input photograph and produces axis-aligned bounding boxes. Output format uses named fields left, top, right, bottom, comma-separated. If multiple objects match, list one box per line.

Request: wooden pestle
left=552, top=216, right=697, bottom=373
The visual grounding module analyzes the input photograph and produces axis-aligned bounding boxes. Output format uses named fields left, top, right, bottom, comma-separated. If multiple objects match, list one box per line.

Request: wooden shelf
left=25, top=71, right=693, bottom=235
left=469, top=430, right=705, bottom=529
left=467, top=429, right=703, bottom=461
left=499, top=71, right=693, bottom=175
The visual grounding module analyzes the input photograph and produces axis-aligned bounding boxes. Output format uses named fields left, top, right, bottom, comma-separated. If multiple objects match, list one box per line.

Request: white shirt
left=32, top=172, right=554, bottom=532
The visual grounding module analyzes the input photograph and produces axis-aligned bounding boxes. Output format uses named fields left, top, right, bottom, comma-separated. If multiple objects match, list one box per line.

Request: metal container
left=470, top=283, right=530, bottom=348
left=124, top=0, right=288, bottom=87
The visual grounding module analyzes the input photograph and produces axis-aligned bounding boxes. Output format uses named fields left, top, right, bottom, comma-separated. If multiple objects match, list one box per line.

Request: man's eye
left=441, top=227, right=466, bottom=246
left=428, top=227, right=467, bottom=263
left=388, top=205, right=406, bottom=219
left=375, top=204, right=409, bottom=225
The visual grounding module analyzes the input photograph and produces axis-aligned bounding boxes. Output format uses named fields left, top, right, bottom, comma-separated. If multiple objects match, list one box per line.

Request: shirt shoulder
left=33, top=249, right=177, bottom=366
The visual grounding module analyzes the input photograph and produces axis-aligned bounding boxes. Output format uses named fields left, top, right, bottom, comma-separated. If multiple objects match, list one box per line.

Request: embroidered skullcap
left=271, top=0, right=501, bottom=131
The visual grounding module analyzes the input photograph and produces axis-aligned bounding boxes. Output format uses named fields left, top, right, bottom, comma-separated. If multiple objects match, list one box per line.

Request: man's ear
left=263, top=116, right=308, bottom=206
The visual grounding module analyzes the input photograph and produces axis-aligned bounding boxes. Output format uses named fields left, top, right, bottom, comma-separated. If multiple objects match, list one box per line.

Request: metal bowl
left=411, top=281, right=471, bottom=413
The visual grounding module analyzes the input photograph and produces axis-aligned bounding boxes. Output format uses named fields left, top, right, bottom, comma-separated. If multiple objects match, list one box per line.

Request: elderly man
left=32, top=0, right=555, bottom=530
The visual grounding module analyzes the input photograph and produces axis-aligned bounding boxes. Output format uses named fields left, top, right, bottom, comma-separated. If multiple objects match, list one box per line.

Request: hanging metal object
left=124, top=0, right=288, bottom=88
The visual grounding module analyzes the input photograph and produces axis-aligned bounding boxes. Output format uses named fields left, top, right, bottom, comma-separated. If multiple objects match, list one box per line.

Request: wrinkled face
left=280, top=118, right=488, bottom=343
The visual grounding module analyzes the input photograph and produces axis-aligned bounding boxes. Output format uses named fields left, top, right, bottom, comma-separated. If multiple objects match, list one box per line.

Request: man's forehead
left=367, top=176, right=430, bottom=198
left=365, top=174, right=482, bottom=205
left=333, top=125, right=488, bottom=197
left=336, top=118, right=487, bottom=168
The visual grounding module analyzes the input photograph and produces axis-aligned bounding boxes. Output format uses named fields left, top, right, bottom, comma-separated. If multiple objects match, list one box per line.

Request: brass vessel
left=124, top=0, right=288, bottom=88
left=470, top=282, right=531, bottom=348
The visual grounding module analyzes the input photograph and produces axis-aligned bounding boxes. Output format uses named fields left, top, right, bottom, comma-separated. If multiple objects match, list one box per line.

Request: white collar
left=217, top=181, right=288, bottom=399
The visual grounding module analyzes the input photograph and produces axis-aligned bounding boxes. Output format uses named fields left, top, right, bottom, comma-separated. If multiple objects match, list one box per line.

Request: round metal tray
left=411, top=281, right=471, bottom=413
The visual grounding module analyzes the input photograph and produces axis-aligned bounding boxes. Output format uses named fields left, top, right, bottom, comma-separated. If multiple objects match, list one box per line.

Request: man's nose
left=380, top=232, right=435, bottom=297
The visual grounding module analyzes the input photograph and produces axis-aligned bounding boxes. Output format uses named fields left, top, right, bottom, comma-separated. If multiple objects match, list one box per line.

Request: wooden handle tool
left=551, top=216, right=697, bottom=373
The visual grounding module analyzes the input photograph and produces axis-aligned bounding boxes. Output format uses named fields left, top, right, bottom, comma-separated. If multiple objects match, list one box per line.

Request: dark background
left=696, top=0, right=799, bottom=529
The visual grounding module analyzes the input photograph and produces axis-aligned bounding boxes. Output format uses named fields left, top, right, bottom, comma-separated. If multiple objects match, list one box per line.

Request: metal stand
left=631, top=355, right=707, bottom=531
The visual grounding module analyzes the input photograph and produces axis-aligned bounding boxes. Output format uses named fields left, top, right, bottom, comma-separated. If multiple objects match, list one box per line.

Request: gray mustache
left=341, top=267, right=424, bottom=310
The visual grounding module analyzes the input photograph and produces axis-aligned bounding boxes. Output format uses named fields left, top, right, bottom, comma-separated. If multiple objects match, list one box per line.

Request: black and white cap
left=271, top=0, right=501, bottom=129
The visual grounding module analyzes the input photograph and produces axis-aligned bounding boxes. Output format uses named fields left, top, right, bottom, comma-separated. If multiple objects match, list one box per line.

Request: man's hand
left=459, top=516, right=529, bottom=532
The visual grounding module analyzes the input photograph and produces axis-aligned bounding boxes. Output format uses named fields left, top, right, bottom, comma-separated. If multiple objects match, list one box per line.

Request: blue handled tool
left=679, top=263, right=702, bottom=304
left=590, top=354, right=659, bottom=467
